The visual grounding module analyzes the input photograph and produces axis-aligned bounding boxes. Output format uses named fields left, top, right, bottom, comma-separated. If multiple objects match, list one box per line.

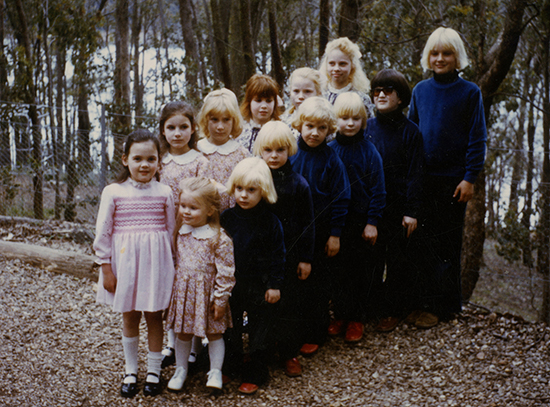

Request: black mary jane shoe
left=161, top=347, right=175, bottom=369
left=121, top=373, right=138, bottom=398
left=143, top=372, right=161, bottom=397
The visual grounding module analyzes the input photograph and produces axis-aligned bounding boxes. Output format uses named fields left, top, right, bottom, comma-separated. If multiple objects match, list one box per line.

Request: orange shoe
left=344, top=321, right=364, bottom=342
left=299, top=343, right=319, bottom=356
left=284, top=357, right=302, bottom=377
left=328, top=320, right=346, bottom=336
left=238, top=382, right=259, bottom=394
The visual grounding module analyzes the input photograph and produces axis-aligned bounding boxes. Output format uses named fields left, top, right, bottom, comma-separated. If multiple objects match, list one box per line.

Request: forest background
left=0, top=0, right=548, bottom=322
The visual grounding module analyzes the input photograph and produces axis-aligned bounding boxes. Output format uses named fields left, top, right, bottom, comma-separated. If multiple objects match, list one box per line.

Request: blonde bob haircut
left=177, top=177, right=221, bottom=230
left=252, top=121, right=298, bottom=157
left=287, top=67, right=322, bottom=114
left=421, top=27, right=469, bottom=72
left=333, top=92, right=368, bottom=129
left=226, top=157, right=277, bottom=204
left=318, top=37, right=370, bottom=94
left=198, top=88, right=244, bottom=139
left=291, top=96, right=337, bottom=135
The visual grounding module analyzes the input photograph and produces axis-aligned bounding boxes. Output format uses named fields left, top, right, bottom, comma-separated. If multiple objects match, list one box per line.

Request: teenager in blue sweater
left=365, top=69, right=425, bottom=331
left=220, top=157, right=285, bottom=395
left=409, top=27, right=487, bottom=324
left=290, top=96, right=351, bottom=355
left=254, top=120, right=315, bottom=377
left=328, top=92, right=386, bottom=342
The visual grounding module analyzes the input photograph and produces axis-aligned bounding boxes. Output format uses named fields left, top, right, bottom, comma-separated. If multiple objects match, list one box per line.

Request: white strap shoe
left=167, top=367, right=187, bottom=391
left=206, top=369, right=223, bottom=389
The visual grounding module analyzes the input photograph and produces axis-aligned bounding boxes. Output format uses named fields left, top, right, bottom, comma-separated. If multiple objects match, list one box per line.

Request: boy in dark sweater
left=328, top=92, right=386, bottom=342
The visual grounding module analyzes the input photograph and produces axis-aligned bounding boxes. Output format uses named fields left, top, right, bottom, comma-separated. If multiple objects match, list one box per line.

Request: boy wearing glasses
left=365, top=69, right=425, bottom=332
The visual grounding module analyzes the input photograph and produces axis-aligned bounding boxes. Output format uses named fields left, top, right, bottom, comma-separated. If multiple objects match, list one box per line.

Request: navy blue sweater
left=221, top=201, right=285, bottom=290
left=408, top=73, right=486, bottom=184
left=329, top=131, right=386, bottom=226
left=269, top=161, right=315, bottom=264
left=366, top=110, right=424, bottom=219
left=290, top=137, right=351, bottom=237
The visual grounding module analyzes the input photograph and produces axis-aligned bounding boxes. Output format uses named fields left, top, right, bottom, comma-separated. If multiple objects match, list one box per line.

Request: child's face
left=260, top=145, right=289, bottom=170
left=337, top=115, right=363, bottom=137
left=290, top=77, right=318, bottom=109
left=327, top=49, right=352, bottom=89
left=234, top=184, right=262, bottom=210
left=373, top=86, right=402, bottom=114
left=429, top=45, right=457, bottom=75
left=178, top=190, right=213, bottom=228
left=301, top=120, right=329, bottom=148
left=164, top=114, right=193, bottom=155
left=122, top=140, right=159, bottom=183
left=251, top=96, right=275, bottom=125
left=207, top=113, right=233, bottom=146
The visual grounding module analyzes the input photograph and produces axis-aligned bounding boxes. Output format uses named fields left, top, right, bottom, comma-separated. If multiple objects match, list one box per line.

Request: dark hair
left=159, top=101, right=197, bottom=155
left=116, top=128, right=161, bottom=183
left=240, top=74, right=280, bottom=122
left=370, top=69, right=411, bottom=110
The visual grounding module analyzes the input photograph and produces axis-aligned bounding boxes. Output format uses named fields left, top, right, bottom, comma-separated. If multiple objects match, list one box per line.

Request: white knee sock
left=122, top=335, right=139, bottom=383
left=208, top=338, right=225, bottom=371
left=147, top=351, right=163, bottom=383
left=175, top=337, right=192, bottom=370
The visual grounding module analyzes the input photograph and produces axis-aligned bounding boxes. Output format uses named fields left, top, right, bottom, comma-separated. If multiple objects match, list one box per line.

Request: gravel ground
left=1, top=220, right=550, bottom=406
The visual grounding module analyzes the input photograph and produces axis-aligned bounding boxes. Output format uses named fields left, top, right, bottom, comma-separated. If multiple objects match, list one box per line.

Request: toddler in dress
left=93, top=129, right=175, bottom=398
left=165, top=177, right=236, bottom=391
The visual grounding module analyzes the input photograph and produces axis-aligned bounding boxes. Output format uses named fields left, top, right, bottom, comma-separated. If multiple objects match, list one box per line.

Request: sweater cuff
left=464, top=172, right=478, bottom=184
left=330, top=227, right=343, bottom=237
left=367, top=217, right=380, bottom=227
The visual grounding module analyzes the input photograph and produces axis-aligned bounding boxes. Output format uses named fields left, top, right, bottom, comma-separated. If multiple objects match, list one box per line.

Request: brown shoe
left=405, top=310, right=423, bottom=324
left=299, top=343, right=319, bottom=356
left=328, top=320, right=346, bottom=336
left=344, top=321, right=364, bottom=342
left=284, top=357, right=302, bottom=377
left=375, top=316, right=399, bottom=332
left=238, top=382, right=259, bottom=394
left=415, top=311, right=439, bottom=329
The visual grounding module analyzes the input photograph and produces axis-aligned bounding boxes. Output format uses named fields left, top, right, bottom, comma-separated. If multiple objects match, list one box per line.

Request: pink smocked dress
left=165, top=224, right=235, bottom=337
left=160, top=150, right=210, bottom=205
left=94, top=178, right=176, bottom=313
left=197, top=138, right=250, bottom=211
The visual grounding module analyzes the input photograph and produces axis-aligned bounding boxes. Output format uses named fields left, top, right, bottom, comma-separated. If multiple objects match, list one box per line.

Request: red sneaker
left=238, top=382, right=259, bottom=394
left=284, top=357, right=302, bottom=377
left=299, top=343, right=319, bottom=356
left=328, top=320, right=346, bottom=336
left=344, top=321, right=364, bottom=342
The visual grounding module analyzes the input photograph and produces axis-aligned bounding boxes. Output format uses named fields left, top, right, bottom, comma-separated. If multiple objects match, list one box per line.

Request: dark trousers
left=331, top=213, right=377, bottom=321
left=416, top=175, right=466, bottom=317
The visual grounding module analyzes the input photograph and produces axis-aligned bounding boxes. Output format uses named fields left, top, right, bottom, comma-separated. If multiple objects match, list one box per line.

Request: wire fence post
left=99, top=104, right=107, bottom=193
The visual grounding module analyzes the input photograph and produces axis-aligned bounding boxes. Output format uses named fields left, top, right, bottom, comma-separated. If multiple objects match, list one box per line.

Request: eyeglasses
left=373, top=86, right=395, bottom=97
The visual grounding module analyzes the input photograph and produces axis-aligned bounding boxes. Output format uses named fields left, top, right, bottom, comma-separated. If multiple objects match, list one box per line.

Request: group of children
left=93, top=27, right=486, bottom=398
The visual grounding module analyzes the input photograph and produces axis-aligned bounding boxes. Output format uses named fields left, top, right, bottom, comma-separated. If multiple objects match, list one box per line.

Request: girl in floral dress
left=165, top=177, right=236, bottom=391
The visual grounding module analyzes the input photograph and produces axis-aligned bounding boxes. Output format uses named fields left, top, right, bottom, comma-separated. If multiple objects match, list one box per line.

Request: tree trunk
left=319, top=0, right=330, bottom=57
left=0, top=0, right=9, bottom=167
left=178, top=0, right=201, bottom=103
left=522, top=90, right=536, bottom=268
left=54, top=47, right=65, bottom=220
left=240, top=0, right=256, bottom=84
left=268, top=0, right=284, bottom=92
left=132, top=0, right=144, bottom=125
left=158, top=0, right=172, bottom=95
left=338, top=0, right=360, bottom=41
left=461, top=0, right=527, bottom=300
left=211, top=0, right=233, bottom=90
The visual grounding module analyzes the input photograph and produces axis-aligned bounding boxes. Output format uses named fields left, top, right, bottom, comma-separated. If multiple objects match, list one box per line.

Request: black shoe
left=121, top=374, right=138, bottom=398
left=143, top=372, right=161, bottom=397
left=161, top=347, right=175, bottom=368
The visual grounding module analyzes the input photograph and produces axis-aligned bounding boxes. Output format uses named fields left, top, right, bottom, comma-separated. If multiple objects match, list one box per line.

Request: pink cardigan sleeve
left=213, top=229, right=236, bottom=307
left=93, top=186, right=115, bottom=264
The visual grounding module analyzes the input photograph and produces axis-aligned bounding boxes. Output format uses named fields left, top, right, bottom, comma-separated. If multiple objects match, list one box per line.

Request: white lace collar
left=178, top=223, right=217, bottom=239
left=162, top=149, right=201, bottom=165
left=327, top=82, right=353, bottom=95
left=127, top=178, right=153, bottom=189
left=198, top=138, right=240, bottom=155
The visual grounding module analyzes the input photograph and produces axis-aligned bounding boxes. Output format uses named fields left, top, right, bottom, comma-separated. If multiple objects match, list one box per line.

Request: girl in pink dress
left=93, top=129, right=176, bottom=398
left=197, top=88, right=250, bottom=211
left=165, top=177, right=236, bottom=391
left=158, top=101, right=209, bottom=369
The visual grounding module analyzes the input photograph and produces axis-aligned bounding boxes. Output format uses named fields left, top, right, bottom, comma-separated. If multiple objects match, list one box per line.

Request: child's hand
left=402, top=216, right=418, bottom=238
left=265, top=289, right=281, bottom=304
left=453, top=180, right=474, bottom=203
left=211, top=303, right=225, bottom=321
left=297, top=262, right=311, bottom=280
left=325, top=236, right=340, bottom=257
left=101, top=264, right=117, bottom=293
left=362, top=224, right=378, bottom=245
